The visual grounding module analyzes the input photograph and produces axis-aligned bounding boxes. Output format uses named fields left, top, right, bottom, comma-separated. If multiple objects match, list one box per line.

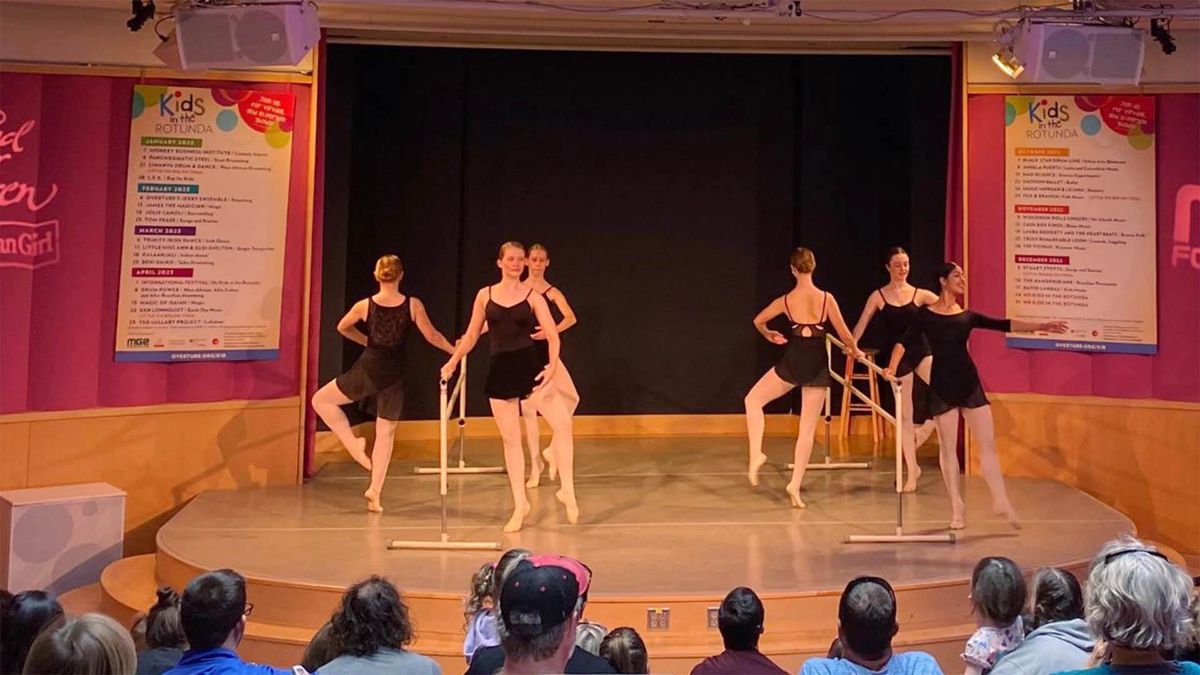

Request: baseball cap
left=499, top=555, right=591, bottom=637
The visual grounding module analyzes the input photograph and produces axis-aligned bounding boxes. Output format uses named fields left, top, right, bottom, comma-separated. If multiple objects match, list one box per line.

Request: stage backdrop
left=0, top=73, right=312, bottom=414
left=320, top=48, right=951, bottom=419
left=967, top=94, right=1199, bottom=402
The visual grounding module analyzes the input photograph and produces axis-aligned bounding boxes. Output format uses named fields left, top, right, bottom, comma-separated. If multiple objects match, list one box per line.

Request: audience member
left=492, top=555, right=590, bottom=675
left=167, top=569, right=292, bottom=675
left=599, top=627, right=648, bottom=674
left=800, top=576, right=941, bottom=675
left=22, top=613, right=137, bottom=675
left=962, top=557, right=1026, bottom=675
left=468, top=554, right=614, bottom=674
left=575, top=621, right=609, bottom=656
left=2, top=589, right=65, bottom=675
left=1057, top=536, right=1198, bottom=675
left=300, top=622, right=336, bottom=673
left=465, top=550, right=529, bottom=663
left=691, top=587, right=787, bottom=675
left=318, top=576, right=440, bottom=675
left=137, top=587, right=189, bottom=675
left=990, top=567, right=1091, bottom=675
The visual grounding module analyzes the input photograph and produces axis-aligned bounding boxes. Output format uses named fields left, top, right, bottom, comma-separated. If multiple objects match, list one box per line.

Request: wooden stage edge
left=83, top=433, right=1143, bottom=674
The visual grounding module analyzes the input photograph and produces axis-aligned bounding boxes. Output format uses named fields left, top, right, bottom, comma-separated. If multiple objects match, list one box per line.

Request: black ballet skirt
left=484, top=289, right=542, bottom=400
left=335, top=297, right=411, bottom=421
left=773, top=293, right=832, bottom=388
left=900, top=308, right=1011, bottom=416
left=876, top=288, right=932, bottom=377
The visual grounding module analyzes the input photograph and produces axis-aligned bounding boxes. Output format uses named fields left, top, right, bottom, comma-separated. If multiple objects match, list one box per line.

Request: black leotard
left=876, top=287, right=932, bottom=377
left=773, top=293, right=831, bottom=388
left=335, top=297, right=411, bottom=420
left=484, top=287, right=542, bottom=400
left=899, top=308, right=1011, bottom=415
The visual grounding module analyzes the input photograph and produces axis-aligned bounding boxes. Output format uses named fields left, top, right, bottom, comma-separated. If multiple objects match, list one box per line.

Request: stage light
left=127, top=0, right=156, bottom=32
left=1150, top=17, right=1176, bottom=55
left=992, top=47, right=1025, bottom=78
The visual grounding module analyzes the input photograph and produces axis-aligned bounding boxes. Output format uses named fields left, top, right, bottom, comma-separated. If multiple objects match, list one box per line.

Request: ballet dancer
left=441, top=241, right=579, bottom=532
left=745, top=247, right=860, bottom=508
left=521, top=243, right=581, bottom=488
left=311, top=254, right=456, bottom=513
left=884, top=262, right=1068, bottom=529
left=850, top=246, right=939, bottom=492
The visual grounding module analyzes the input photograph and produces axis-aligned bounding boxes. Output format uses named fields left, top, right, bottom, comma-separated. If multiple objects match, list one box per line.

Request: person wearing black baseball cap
left=467, top=555, right=615, bottom=674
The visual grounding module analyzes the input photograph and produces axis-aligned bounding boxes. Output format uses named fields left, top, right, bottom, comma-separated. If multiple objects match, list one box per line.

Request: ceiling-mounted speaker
left=1014, top=23, right=1145, bottom=85
left=162, top=2, right=319, bottom=71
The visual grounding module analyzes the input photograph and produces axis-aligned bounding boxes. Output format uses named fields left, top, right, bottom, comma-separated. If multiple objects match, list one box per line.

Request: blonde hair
left=529, top=243, right=549, bottom=258
left=497, top=241, right=526, bottom=259
left=22, top=613, right=136, bottom=675
left=790, top=247, right=816, bottom=274
left=374, top=255, right=402, bottom=283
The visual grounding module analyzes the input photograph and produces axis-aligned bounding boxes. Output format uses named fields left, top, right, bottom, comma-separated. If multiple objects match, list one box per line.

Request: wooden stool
left=839, top=348, right=882, bottom=445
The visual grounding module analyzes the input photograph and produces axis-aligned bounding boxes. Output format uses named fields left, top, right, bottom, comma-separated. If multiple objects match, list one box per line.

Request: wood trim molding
left=968, top=83, right=1200, bottom=94
left=989, top=392, right=1200, bottom=412
left=0, top=61, right=314, bottom=83
left=0, top=397, right=301, bottom=424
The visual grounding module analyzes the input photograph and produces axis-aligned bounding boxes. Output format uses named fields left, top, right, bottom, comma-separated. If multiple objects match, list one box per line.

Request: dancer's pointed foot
left=543, top=446, right=558, bottom=482
left=784, top=482, right=806, bottom=509
left=526, top=453, right=544, bottom=489
left=993, top=500, right=1022, bottom=529
left=347, top=437, right=372, bottom=472
left=949, top=497, right=965, bottom=530
left=504, top=501, right=531, bottom=533
left=748, top=452, right=768, bottom=487
left=363, top=488, right=383, bottom=513
left=902, top=466, right=922, bottom=493
left=556, top=489, right=579, bottom=524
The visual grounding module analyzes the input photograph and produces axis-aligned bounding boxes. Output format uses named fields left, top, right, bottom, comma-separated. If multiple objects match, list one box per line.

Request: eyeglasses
left=1103, top=549, right=1169, bottom=565
left=243, top=603, right=254, bottom=618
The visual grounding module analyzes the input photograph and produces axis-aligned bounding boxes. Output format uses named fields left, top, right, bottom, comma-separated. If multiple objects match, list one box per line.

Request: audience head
left=492, top=548, right=532, bottom=613
left=465, top=561, right=497, bottom=626
left=330, top=576, right=414, bottom=657
left=22, top=613, right=136, bottom=675
left=600, top=627, right=648, bottom=674
left=180, top=569, right=248, bottom=651
left=1, top=589, right=65, bottom=674
left=1028, top=567, right=1084, bottom=630
left=145, top=586, right=188, bottom=650
left=498, top=555, right=590, bottom=668
left=837, top=576, right=897, bottom=663
left=300, top=621, right=337, bottom=673
left=128, top=613, right=149, bottom=652
left=717, top=587, right=766, bottom=651
left=970, top=556, right=1027, bottom=626
left=1085, top=536, right=1194, bottom=653
left=575, top=621, right=608, bottom=655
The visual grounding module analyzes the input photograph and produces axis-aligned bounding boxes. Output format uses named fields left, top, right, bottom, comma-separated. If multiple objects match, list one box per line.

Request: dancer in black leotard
left=885, top=262, right=1067, bottom=530
left=441, top=242, right=578, bottom=532
left=850, top=247, right=941, bottom=492
left=744, top=248, right=859, bottom=508
left=521, top=244, right=580, bottom=488
left=311, top=255, right=455, bottom=513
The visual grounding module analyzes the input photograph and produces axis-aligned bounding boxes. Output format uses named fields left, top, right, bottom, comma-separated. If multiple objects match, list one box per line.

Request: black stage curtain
left=320, top=47, right=949, bottom=421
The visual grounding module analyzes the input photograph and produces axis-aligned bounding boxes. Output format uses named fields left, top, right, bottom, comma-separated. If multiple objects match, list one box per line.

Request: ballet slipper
left=902, top=466, right=922, bottom=493
left=543, top=446, right=558, bottom=482
left=784, top=483, right=806, bottom=509
left=346, top=437, right=372, bottom=472
left=556, top=489, right=579, bottom=525
left=526, top=453, right=544, bottom=489
left=363, top=488, right=383, bottom=513
left=747, top=452, right=768, bottom=487
left=503, top=501, right=532, bottom=533
left=993, top=501, right=1022, bottom=529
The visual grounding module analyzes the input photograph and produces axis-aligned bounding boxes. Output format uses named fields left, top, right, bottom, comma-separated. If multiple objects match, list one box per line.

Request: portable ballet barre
left=788, top=337, right=872, bottom=472
left=411, top=357, right=504, bottom=477
left=826, top=335, right=956, bottom=545
left=388, top=359, right=499, bottom=551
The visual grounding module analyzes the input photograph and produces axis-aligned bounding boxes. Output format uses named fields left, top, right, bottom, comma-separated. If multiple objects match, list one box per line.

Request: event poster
left=115, top=86, right=294, bottom=362
left=1003, top=95, right=1157, bottom=354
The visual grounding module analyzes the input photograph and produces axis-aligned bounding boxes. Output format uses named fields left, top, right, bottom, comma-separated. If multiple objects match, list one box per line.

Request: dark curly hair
left=330, top=576, right=414, bottom=657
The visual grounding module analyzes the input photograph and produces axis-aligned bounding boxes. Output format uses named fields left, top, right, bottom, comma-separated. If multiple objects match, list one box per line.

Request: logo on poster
left=0, top=220, right=59, bottom=269
left=126, top=338, right=150, bottom=347
left=1172, top=184, right=1200, bottom=270
left=1025, top=99, right=1078, bottom=139
left=155, top=91, right=213, bottom=134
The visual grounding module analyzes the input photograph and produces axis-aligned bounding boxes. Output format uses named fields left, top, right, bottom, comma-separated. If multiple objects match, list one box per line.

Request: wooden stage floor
left=160, top=435, right=1131, bottom=597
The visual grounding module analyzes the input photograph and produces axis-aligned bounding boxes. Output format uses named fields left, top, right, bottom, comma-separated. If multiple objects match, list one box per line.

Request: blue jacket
left=164, top=648, right=293, bottom=675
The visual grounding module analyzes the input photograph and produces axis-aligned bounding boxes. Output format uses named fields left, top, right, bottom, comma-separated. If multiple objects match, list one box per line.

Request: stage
left=99, top=433, right=1132, bottom=673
